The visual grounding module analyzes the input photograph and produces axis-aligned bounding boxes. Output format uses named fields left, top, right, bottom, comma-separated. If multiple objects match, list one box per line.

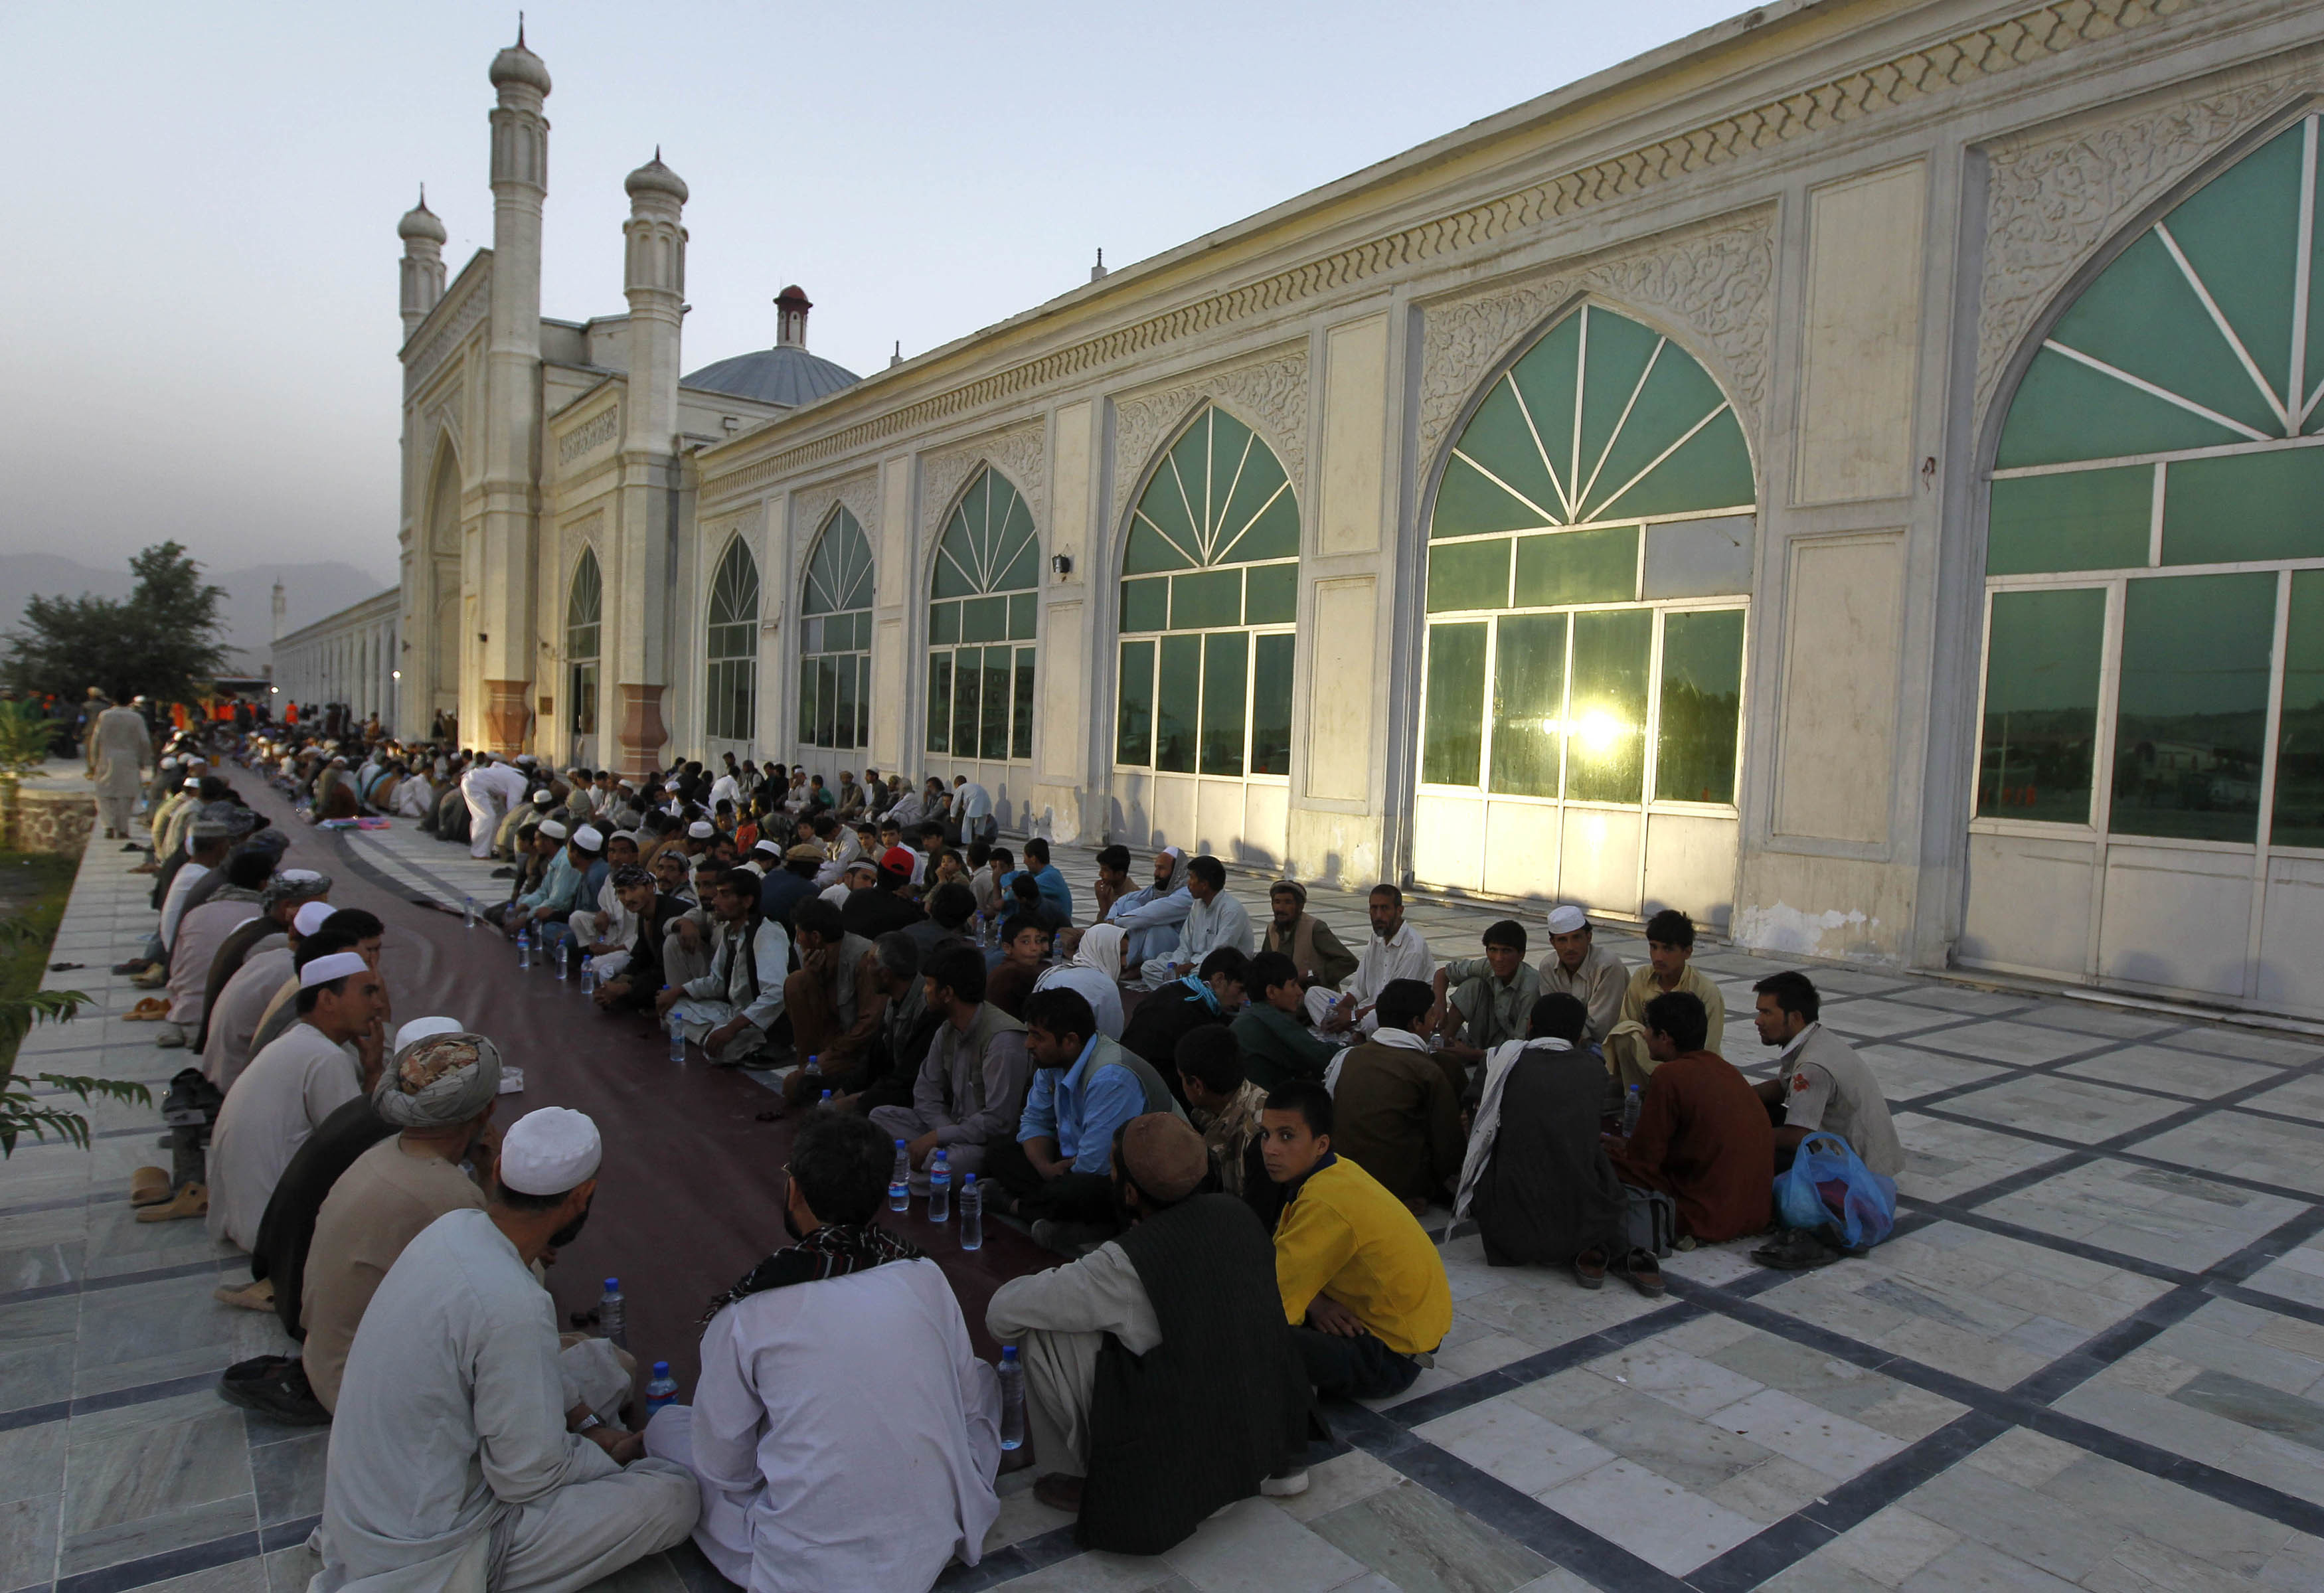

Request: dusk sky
left=0, top=1, right=1740, bottom=590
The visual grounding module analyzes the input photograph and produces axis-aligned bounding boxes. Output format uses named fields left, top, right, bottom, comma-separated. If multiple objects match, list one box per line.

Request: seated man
left=1434, top=919, right=1541, bottom=1079
left=1086, top=843, right=1134, bottom=924
left=1306, top=884, right=1435, bottom=1037
left=984, top=913, right=1052, bottom=1019
left=1608, top=909, right=1725, bottom=1092
left=198, top=877, right=331, bottom=1088
left=656, top=873, right=791, bottom=1067
left=1174, top=1026, right=1272, bottom=1211
left=906, top=881, right=979, bottom=963
left=986, top=1114, right=1307, bottom=1548
left=1001, top=837, right=1074, bottom=926
left=1538, top=905, right=1626, bottom=1045
left=1259, top=1080, right=1452, bottom=1401
left=1261, top=880, right=1357, bottom=994
left=841, top=848, right=928, bottom=938
left=484, top=821, right=560, bottom=928
left=758, top=843, right=822, bottom=930
left=1326, top=978, right=1463, bottom=1213
left=159, top=844, right=275, bottom=1048
left=1453, top=994, right=1639, bottom=1288
left=1133, top=856, right=1251, bottom=990
left=1031, top=923, right=1125, bottom=1040
left=1105, top=847, right=1189, bottom=969
left=1121, top=946, right=1248, bottom=1078
left=869, top=946, right=1032, bottom=1193
left=1751, top=971, right=1904, bottom=1179
left=590, top=866, right=689, bottom=1010
left=1232, top=952, right=1340, bottom=1091
left=1609, top=991, right=1773, bottom=1243
left=984, top=987, right=1185, bottom=1251
left=776, top=898, right=880, bottom=1104
left=317, top=1108, right=698, bottom=1593
left=205, top=942, right=388, bottom=1250
left=645, top=1114, right=1000, bottom=1593
left=565, top=830, right=640, bottom=974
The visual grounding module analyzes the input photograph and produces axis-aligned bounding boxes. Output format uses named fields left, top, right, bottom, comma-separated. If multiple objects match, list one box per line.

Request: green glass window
left=928, top=469, right=1038, bottom=760
left=1117, top=639, right=1155, bottom=766
left=1514, top=526, right=1637, bottom=608
left=799, top=509, right=873, bottom=750
left=705, top=537, right=759, bottom=742
left=926, top=655, right=952, bottom=754
left=2112, top=573, right=2274, bottom=843
left=1490, top=612, right=1566, bottom=798
left=1116, top=404, right=1300, bottom=775
left=1423, top=624, right=1487, bottom=787
left=2274, top=572, right=2324, bottom=847
left=1977, top=588, right=2104, bottom=823
left=1656, top=610, right=1745, bottom=805
left=1566, top=610, right=1651, bottom=804
left=1987, top=468, right=2151, bottom=576
left=2161, top=448, right=2324, bottom=565
left=566, top=550, right=601, bottom=739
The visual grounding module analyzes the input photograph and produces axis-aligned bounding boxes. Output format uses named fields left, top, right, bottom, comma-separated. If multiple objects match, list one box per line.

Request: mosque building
left=276, top=0, right=2324, bottom=1019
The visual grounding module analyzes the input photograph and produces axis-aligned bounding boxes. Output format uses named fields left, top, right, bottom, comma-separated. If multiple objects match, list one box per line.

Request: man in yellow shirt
left=1258, top=1080, right=1452, bottom=1400
left=1606, top=909, right=1726, bottom=1094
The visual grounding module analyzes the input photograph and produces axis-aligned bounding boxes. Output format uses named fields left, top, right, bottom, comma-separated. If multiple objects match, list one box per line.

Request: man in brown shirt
left=1327, top=979, right=1463, bottom=1213
left=1608, top=991, right=1772, bottom=1243
left=1261, top=881, right=1359, bottom=993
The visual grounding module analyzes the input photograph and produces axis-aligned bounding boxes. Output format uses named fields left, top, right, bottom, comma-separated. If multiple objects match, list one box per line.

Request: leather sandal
left=125, top=997, right=169, bottom=1021
left=1572, top=1246, right=1608, bottom=1290
left=129, top=1166, right=171, bottom=1207
left=1620, top=1248, right=1667, bottom=1298
left=135, top=1181, right=207, bottom=1223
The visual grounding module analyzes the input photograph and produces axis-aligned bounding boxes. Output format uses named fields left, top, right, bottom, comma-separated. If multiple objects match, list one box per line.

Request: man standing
left=1538, top=906, right=1626, bottom=1045
left=1432, top=920, right=1541, bottom=1077
left=1306, top=884, right=1434, bottom=1035
left=985, top=1114, right=1307, bottom=1547
left=1327, top=979, right=1464, bottom=1212
left=1260, top=880, right=1357, bottom=994
left=1135, top=856, right=1252, bottom=990
left=317, top=1108, right=698, bottom=1593
left=644, top=1114, right=998, bottom=1593
left=951, top=774, right=995, bottom=845
left=1751, top=971, right=1904, bottom=1179
left=657, top=874, right=791, bottom=1067
left=871, top=946, right=1032, bottom=1193
left=88, top=695, right=152, bottom=840
left=1610, top=991, right=1774, bottom=1242
left=1608, top=910, right=1726, bottom=1092
left=459, top=754, right=530, bottom=861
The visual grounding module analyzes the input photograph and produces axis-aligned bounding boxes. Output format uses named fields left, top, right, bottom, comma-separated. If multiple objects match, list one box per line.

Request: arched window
left=1421, top=303, right=1753, bottom=807
left=927, top=468, right=1038, bottom=762
left=565, top=548, right=601, bottom=739
left=1116, top=406, right=1299, bottom=778
left=705, top=537, right=760, bottom=743
left=1980, top=114, right=2324, bottom=851
left=799, top=507, right=874, bottom=751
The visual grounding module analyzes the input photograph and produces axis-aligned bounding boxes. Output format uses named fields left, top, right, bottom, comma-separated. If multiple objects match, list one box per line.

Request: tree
left=3, top=542, right=230, bottom=707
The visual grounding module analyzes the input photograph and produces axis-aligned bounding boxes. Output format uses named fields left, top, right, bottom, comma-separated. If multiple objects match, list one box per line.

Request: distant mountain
left=0, top=552, right=394, bottom=677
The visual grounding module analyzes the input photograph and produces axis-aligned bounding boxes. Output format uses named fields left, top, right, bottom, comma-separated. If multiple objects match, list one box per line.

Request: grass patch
left=0, top=853, right=80, bottom=1077
left=0, top=851, right=154, bottom=1153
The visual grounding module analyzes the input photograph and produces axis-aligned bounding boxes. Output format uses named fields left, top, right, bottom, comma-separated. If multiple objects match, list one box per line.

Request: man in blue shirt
left=1000, top=837, right=1074, bottom=926
left=985, top=987, right=1183, bottom=1254
left=511, top=823, right=608, bottom=962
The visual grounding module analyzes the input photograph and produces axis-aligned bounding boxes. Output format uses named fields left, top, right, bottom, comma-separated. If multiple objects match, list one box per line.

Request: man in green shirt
left=1432, top=919, right=1540, bottom=1084
left=1230, top=952, right=1341, bottom=1090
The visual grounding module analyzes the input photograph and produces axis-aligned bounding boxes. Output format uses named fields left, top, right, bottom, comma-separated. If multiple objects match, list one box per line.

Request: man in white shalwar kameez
left=1134, top=857, right=1252, bottom=989
left=654, top=874, right=789, bottom=1066
left=645, top=1114, right=999, bottom=1593
left=87, top=698, right=151, bottom=839
left=461, top=756, right=532, bottom=861
left=1305, top=884, right=1436, bottom=1039
left=315, top=1108, right=697, bottom=1593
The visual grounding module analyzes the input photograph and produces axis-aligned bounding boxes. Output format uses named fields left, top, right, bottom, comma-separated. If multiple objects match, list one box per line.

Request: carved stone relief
left=1414, top=208, right=1776, bottom=479
left=1108, top=349, right=1309, bottom=531
left=405, top=276, right=489, bottom=397
left=922, top=422, right=1047, bottom=549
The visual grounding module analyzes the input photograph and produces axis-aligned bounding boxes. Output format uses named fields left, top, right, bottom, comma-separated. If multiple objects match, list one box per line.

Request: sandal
left=1572, top=1246, right=1607, bottom=1291
left=1619, top=1248, right=1666, bottom=1298
left=124, top=997, right=169, bottom=1021
left=129, top=1166, right=171, bottom=1207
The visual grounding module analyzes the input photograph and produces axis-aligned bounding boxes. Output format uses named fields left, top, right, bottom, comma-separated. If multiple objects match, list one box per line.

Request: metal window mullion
left=2148, top=461, right=2165, bottom=568
left=1637, top=608, right=1667, bottom=910
left=1478, top=617, right=1499, bottom=796
left=1991, top=431, right=2324, bottom=479
left=2086, top=580, right=2129, bottom=980
left=2246, top=568, right=2294, bottom=996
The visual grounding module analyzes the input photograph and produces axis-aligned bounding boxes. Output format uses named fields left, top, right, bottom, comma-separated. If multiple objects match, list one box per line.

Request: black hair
left=1753, top=970, right=1821, bottom=1023
left=1374, top=977, right=1436, bottom=1033
left=923, top=944, right=989, bottom=1005
left=1197, top=946, right=1250, bottom=987
left=1187, top=855, right=1226, bottom=890
left=1645, top=908, right=1696, bottom=949
left=224, top=847, right=276, bottom=890
left=791, top=897, right=844, bottom=942
left=316, top=908, right=382, bottom=942
left=1001, top=913, right=1050, bottom=950
left=1248, top=950, right=1300, bottom=998
left=1369, top=882, right=1404, bottom=907
left=1527, top=992, right=1590, bottom=1043
left=967, top=841, right=993, bottom=869
left=1010, top=874, right=1044, bottom=905
left=788, top=1112, right=893, bottom=1227
left=1096, top=844, right=1132, bottom=872
left=1024, top=837, right=1050, bottom=865
left=1173, top=1025, right=1245, bottom=1095
left=990, top=847, right=1015, bottom=871
left=1023, top=986, right=1096, bottom=1051
left=1264, top=1078, right=1333, bottom=1138
left=928, top=882, right=977, bottom=930
left=292, top=929, right=367, bottom=1014
left=1483, top=918, right=1529, bottom=954
left=1643, top=989, right=1710, bottom=1052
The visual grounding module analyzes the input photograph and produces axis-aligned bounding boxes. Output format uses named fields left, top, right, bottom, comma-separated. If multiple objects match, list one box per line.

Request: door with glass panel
left=797, top=507, right=874, bottom=758
left=1415, top=302, right=1754, bottom=924
left=1112, top=405, right=1298, bottom=865
left=565, top=548, right=601, bottom=767
left=1965, top=113, right=2324, bottom=1011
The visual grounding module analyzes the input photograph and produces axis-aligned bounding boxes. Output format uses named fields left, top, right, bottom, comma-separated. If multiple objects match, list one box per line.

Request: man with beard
left=316, top=1108, right=697, bottom=1593
left=1305, top=884, right=1435, bottom=1037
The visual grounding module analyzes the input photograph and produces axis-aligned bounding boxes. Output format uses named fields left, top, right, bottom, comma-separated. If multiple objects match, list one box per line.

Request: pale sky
left=0, top=1, right=1741, bottom=588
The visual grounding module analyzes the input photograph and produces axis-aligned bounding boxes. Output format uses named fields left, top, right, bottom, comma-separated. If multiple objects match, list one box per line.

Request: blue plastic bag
left=1774, top=1132, right=1896, bottom=1250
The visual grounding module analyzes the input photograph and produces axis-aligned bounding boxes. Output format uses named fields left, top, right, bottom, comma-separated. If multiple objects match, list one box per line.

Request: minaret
left=610, top=149, right=689, bottom=778
left=478, top=23, right=550, bottom=756
left=397, top=187, right=448, bottom=340
left=270, top=579, right=286, bottom=641
left=775, top=284, right=811, bottom=348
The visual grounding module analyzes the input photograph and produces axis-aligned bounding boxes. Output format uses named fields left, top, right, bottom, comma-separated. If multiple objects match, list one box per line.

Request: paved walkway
left=6, top=803, right=2324, bottom=1593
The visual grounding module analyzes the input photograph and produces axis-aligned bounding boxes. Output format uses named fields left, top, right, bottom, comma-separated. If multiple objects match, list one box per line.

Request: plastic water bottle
left=818, top=1088, right=833, bottom=1108
left=463, top=894, right=477, bottom=928
left=598, top=1279, right=626, bottom=1348
left=997, top=1345, right=1025, bottom=1450
left=643, top=1361, right=677, bottom=1415
left=959, top=1173, right=982, bottom=1250
left=580, top=961, right=596, bottom=997
left=668, top=1010, right=687, bottom=1063
left=516, top=928, right=532, bottom=969
left=556, top=941, right=570, bottom=981
left=1621, top=1084, right=1642, bottom=1137
left=889, top=1141, right=910, bottom=1211
left=928, top=1149, right=952, bottom=1223
left=801, top=1054, right=821, bottom=1084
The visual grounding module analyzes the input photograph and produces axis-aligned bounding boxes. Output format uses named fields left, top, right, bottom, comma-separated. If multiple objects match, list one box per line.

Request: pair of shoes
left=1032, top=1473, right=1084, bottom=1514
left=216, top=1356, right=331, bottom=1426
left=125, top=997, right=169, bottom=1021
left=1260, top=1467, right=1311, bottom=1497
left=155, top=1022, right=187, bottom=1048
left=1618, top=1248, right=1666, bottom=1298
left=1572, top=1247, right=1608, bottom=1290
left=135, top=1181, right=207, bottom=1223
left=129, top=1166, right=171, bottom=1207
left=214, top=1277, right=276, bottom=1311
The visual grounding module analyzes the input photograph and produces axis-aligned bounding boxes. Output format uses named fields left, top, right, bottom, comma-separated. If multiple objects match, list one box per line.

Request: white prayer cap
left=531, top=790, right=553, bottom=806
left=161, top=756, right=179, bottom=769
left=1546, top=905, right=1590, bottom=935
left=538, top=819, right=568, bottom=841
left=572, top=824, right=604, bottom=853
left=293, top=901, right=336, bottom=936
left=182, top=778, right=200, bottom=790
left=611, top=829, right=640, bottom=847
left=753, top=839, right=781, bottom=857
left=688, top=820, right=715, bottom=839
left=299, top=950, right=371, bottom=989
left=616, top=778, right=636, bottom=790
left=499, top=1107, right=602, bottom=1195
left=394, top=1015, right=464, bottom=1050
left=516, top=754, right=538, bottom=766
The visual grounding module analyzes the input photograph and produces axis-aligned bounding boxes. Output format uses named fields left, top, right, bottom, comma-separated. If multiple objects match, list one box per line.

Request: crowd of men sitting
left=102, top=714, right=1905, bottom=1593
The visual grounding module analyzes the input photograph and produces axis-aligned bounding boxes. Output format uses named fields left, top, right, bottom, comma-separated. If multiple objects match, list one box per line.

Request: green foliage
left=0, top=915, right=150, bottom=1157
left=0, top=699, right=48, bottom=783
left=3, top=541, right=230, bottom=707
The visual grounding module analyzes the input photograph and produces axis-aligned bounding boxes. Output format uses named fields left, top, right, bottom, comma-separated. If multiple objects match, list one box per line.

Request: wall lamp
left=1050, top=554, right=1072, bottom=578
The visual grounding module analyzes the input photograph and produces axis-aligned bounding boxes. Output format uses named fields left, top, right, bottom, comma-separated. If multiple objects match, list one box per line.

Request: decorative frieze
left=558, top=404, right=622, bottom=467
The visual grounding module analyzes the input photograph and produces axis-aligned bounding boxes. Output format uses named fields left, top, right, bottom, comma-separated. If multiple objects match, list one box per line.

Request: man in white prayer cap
left=1538, top=905, right=1627, bottom=1047
left=201, top=938, right=389, bottom=1248
left=316, top=1108, right=698, bottom=1593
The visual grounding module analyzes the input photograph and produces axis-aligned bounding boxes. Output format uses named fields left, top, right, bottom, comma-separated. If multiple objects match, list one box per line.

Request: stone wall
left=4, top=789, right=94, bottom=857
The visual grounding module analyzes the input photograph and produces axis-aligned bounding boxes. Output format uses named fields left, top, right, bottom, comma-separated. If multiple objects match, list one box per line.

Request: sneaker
left=1572, top=1246, right=1608, bottom=1290
left=217, top=1356, right=331, bottom=1426
left=1619, top=1248, right=1666, bottom=1298
left=1260, top=1467, right=1310, bottom=1497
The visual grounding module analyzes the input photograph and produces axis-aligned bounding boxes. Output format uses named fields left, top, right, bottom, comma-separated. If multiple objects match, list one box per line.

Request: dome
left=625, top=152, right=689, bottom=204
left=683, top=346, right=861, bottom=408
left=489, top=29, right=552, bottom=95
left=398, top=190, right=446, bottom=245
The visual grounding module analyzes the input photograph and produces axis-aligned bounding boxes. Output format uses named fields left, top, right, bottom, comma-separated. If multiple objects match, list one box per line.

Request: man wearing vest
left=983, top=987, right=1187, bottom=1256
left=985, top=1114, right=1309, bottom=1550
left=655, top=874, right=791, bottom=1067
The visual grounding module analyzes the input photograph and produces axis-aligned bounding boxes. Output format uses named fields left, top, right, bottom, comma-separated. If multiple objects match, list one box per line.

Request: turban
left=374, top=1031, right=501, bottom=1128
left=260, top=869, right=331, bottom=909
left=1546, top=905, right=1589, bottom=935
left=500, top=1107, right=602, bottom=1195
left=292, top=900, right=336, bottom=936
left=1118, top=1114, right=1209, bottom=1204
left=611, top=863, right=653, bottom=889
